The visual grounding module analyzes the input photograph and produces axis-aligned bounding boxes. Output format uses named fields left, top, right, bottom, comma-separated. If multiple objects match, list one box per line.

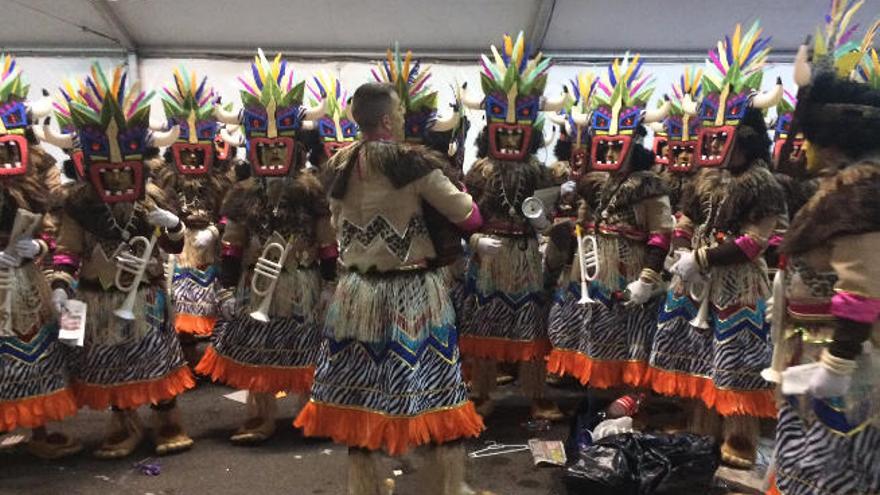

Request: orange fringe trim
left=546, top=349, right=650, bottom=389
left=195, top=346, right=314, bottom=394
left=174, top=313, right=217, bottom=336
left=645, top=367, right=777, bottom=418
left=459, top=336, right=550, bottom=363
left=294, top=400, right=484, bottom=456
left=73, top=366, right=195, bottom=410
left=0, top=388, right=78, bottom=431
left=765, top=475, right=782, bottom=495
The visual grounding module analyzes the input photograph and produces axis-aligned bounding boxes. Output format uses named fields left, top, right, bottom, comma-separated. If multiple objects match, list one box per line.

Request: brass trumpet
left=688, top=276, right=711, bottom=329
left=575, top=225, right=600, bottom=305
left=114, top=227, right=160, bottom=321
left=249, top=237, right=292, bottom=323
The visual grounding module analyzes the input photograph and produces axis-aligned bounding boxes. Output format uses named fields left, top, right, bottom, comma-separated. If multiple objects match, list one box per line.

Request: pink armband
left=40, top=233, right=57, bottom=252
left=52, top=252, right=79, bottom=268
left=734, top=235, right=763, bottom=260
left=456, top=202, right=483, bottom=233
left=768, top=233, right=784, bottom=247
left=647, top=232, right=671, bottom=251
left=218, top=216, right=228, bottom=227
left=831, top=292, right=880, bottom=324
left=319, top=244, right=339, bottom=260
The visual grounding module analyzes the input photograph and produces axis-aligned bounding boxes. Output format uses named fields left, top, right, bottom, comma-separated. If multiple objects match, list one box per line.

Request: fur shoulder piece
left=783, top=162, right=880, bottom=255
left=600, top=170, right=668, bottom=211
left=716, top=161, right=786, bottom=230
left=220, top=177, right=261, bottom=221
left=774, top=173, right=819, bottom=221
left=329, top=141, right=442, bottom=199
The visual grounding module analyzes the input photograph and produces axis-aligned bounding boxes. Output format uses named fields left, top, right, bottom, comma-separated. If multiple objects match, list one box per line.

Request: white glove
left=475, top=237, right=503, bottom=257
left=14, top=239, right=41, bottom=259
left=625, top=279, right=655, bottom=306
left=808, top=364, right=853, bottom=399
left=592, top=416, right=634, bottom=442
left=0, top=251, right=22, bottom=269
left=52, top=288, right=69, bottom=314
left=193, top=228, right=217, bottom=248
left=220, top=297, right=237, bottom=320
left=560, top=180, right=577, bottom=198
left=146, top=208, right=181, bottom=229
left=670, top=250, right=701, bottom=283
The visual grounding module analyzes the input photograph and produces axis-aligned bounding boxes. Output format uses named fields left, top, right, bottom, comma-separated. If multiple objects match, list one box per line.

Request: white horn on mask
left=432, top=107, right=461, bottom=132
left=29, top=90, right=53, bottom=121
left=648, top=121, right=665, bottom=134
left=681, top=94, right=698, bottom=116
left=571, top=106, right=589, bottom=128
left=541, top=87, right=571, bottom=112
left=39, top=124, right=74, bottom=149
left=149, top=115, right=170, bottom=132
left=447, top=140, right=458, bottom=158
left=220, top=126, right=245, bottom=146
left=301, top=120, right=316, bottom=131
left=752, top=77, right=784, bottom=109
left=643, top=98, right=671, bottom=123
left=303, top=96, right=328, bottom=121
left=548, top=112, right=572, bottom=135
left=793, top=41, right=812, bottom=87
left=460, top=82, right=483, bottom=110
left=149, top=125, right=181, bottom=148
left=214, top=103, right=241, bottom=125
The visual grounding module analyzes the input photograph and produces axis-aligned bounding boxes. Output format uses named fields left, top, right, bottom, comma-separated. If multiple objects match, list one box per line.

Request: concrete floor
left=0, top=379, right=753, bottom=495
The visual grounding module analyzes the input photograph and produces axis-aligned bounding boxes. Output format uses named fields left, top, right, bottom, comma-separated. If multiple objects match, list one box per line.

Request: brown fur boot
left=94, top=409, right=144, bottom=459
left=152, top=401, right=194, bottom=455
left=230, top=391, right=277, bottom=444
left=349, top=447, right=382, bottom=495
left=720, top=414, right=759, bottom=469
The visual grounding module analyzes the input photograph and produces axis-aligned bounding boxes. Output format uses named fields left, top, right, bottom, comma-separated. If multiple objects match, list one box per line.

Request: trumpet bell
left=114, top=308, right=136, bottom=321
left=248, top=309, right=270, bottom=323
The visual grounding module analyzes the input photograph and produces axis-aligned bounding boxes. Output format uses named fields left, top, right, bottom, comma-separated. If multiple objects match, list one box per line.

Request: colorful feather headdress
left=776, top=89, right=797, bottom=115
left=161, top=67, right=215, bottom=121
left=479, top=32, right=552, bottom=97
left=812, top=0, right=877, bottom=76
left=591, top=53, right=655, bottom=110
left=569, top=72, right=596, bottom=114
left=238, top=49, right=305, bottom=109
left=372, top=44, right=437, bottom=113
left=55, top=63, right=152, bottom=130
left=0, top=54, right=28, bottom=103
left=855, top=48, right=880, bottom=89
left=669, top=66, right=703, bottom=116
left=309, top=72, right=350, bottom=121
left=701, top=21, right=772, bottom=97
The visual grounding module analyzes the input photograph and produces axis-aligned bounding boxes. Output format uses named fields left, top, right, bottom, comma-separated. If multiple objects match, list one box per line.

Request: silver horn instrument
left=249, top=237, right=292, bottom=323
left=114, top=228, right=160, bottom=321
left=688, top=275, right=711, bottom=329
left=575, top=225, right=599, bottom=305
left=0, top=210, right=43, bottom=334
left=521, top=196, right=550, bottom=232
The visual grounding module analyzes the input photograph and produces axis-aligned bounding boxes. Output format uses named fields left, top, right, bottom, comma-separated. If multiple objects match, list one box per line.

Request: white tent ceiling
left=2, top=0, right=878, bottom=61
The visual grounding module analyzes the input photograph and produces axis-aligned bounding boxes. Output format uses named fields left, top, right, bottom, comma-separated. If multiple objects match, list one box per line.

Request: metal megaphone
left=522, top=196, right=550, bottom=231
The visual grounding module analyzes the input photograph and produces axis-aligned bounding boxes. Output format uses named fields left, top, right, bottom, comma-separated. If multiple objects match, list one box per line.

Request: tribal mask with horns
left=549, top=72, right=595, bottom=177
left=0, top=54, right=53, bottom=178
left=662, top=67, right=703, bottom=173
left=589, top=54, right=670, bottom=172
left=696, top=21, right=782, bottom=168
left=214, top=50, right=325, bottom=177
left=45, top=63, right=179, bottom=203
left=160, top=67, right=219, bottom=176
left=462, top=32, right=570, bottom=162
left=309, top=72, right=358, bottom=160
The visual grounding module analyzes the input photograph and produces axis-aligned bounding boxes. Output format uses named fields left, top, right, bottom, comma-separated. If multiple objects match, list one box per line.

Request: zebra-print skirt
left=0, top=322, right=77, bottom=430
left=772, top=396, right=880, bottom=495
left=296, top=269, right=483, bottom=455
left=72, top=286, right=194, bottom=410
left=171, top=264, right=220, bottom=336
left=459, top=236, right=549, bottom=362
left=647, top=291, right=775, bottom=417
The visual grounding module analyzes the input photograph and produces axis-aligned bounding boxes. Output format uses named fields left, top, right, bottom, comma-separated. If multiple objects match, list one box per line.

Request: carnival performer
left=294, top=82, right=485, bottom=495
left=458, top=33, right=569, bottom=420
left=196, top=50, right=334, bottom=444
left=0, top=54, right=81, bottom=459
left=42, top=63, right=194, bottom=458
left=766, top=6, right=880, bottom=492
left=152, top=69, right=234, bottom=370
left=546, top=54, right=672, bottom=391
left=657, top=67, right=703, bottom=213
left=647, top=21, right=785, bottom=468
left=303, top=72, right=358, bottom=189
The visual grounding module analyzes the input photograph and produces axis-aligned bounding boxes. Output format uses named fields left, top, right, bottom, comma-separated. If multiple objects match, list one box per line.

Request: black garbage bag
left=563, top=432, right=720, bottom=495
